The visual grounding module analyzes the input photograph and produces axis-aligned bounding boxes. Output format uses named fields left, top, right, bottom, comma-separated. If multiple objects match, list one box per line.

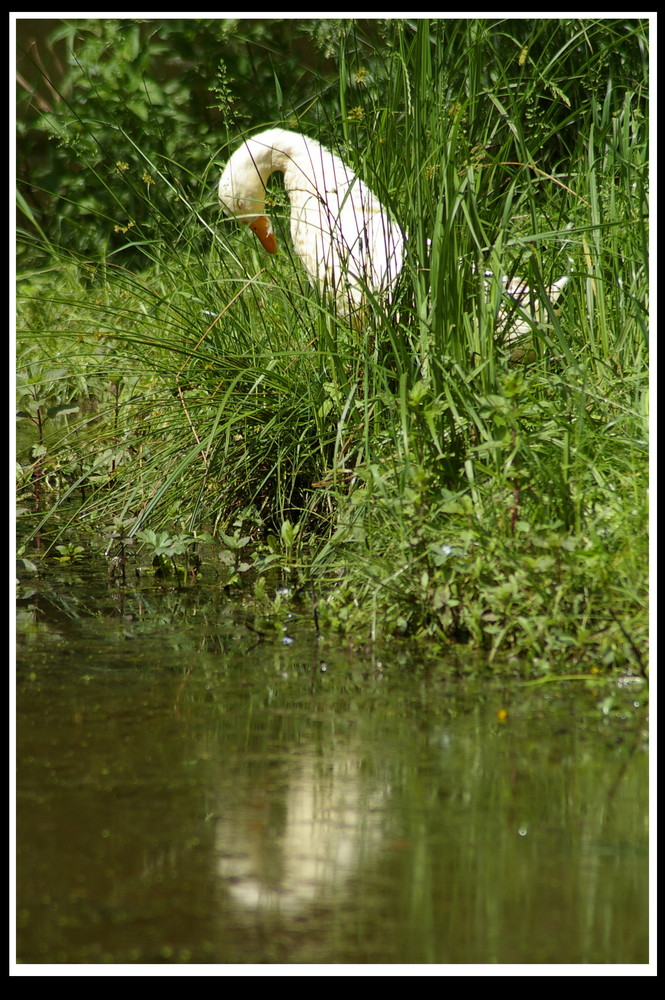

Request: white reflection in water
left=214, top=752, right=389, bottom=914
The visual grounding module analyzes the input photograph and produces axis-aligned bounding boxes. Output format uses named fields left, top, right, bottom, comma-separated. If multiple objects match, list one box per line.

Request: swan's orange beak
left=249, top=215, right=278, bottom=254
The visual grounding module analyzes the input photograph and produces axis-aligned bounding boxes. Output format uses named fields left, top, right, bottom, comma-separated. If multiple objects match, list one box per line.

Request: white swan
left=218, top=127, right=569, bottom=340
left=218, top=128, right=403, bottom=323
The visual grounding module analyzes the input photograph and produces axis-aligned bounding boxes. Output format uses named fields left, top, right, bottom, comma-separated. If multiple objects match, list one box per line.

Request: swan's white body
left=218, top=128, right=403, bottom=321
left=219, top=128, right=569, bottom=340
left=490, top=271, right=571, bottom=343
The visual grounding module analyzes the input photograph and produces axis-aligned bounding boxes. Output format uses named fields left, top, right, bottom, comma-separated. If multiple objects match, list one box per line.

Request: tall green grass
left=16, top=18, right=649, bottom=666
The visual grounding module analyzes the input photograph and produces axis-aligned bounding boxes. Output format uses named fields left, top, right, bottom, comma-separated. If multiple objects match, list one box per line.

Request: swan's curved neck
left=251, top=133, right=318, bottom=196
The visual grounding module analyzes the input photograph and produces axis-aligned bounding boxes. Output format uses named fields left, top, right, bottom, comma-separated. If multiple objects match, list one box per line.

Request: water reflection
left=214, top=749, right=389, bottom=915
left=15, top=576, right=650, bottom=966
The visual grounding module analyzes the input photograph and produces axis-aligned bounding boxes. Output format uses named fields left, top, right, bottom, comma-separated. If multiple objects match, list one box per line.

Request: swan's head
left=218, top=140, right=278, bottom=254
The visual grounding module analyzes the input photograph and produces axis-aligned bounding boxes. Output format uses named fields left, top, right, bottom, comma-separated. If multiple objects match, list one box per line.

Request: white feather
left=218, top=128, right=403, bottom=322
left=219, top=128, right=570, bottom=341
left=487, top=270, right=572, bottom=344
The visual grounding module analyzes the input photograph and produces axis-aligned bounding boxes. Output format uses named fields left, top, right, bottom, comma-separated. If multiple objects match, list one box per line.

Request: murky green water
left=15, top=565, right=649, bottom=967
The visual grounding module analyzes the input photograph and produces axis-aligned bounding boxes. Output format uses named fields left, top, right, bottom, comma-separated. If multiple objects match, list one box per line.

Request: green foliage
left=16, top=18, right=344, bottom=260
left=314, top=466, right=647, bottom=670
left=16, top=18, right=649, bottom=669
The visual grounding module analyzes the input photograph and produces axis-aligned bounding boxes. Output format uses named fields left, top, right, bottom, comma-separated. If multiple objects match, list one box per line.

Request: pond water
left=14, top=563, right=650, bottom=970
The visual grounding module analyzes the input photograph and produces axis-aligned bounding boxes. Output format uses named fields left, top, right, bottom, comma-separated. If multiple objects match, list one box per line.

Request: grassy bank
left=16, top=18, right=649, bottom=671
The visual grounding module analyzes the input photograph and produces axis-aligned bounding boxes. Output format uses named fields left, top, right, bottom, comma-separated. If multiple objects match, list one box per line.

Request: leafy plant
left=16, top=18, right=649, bottom=668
